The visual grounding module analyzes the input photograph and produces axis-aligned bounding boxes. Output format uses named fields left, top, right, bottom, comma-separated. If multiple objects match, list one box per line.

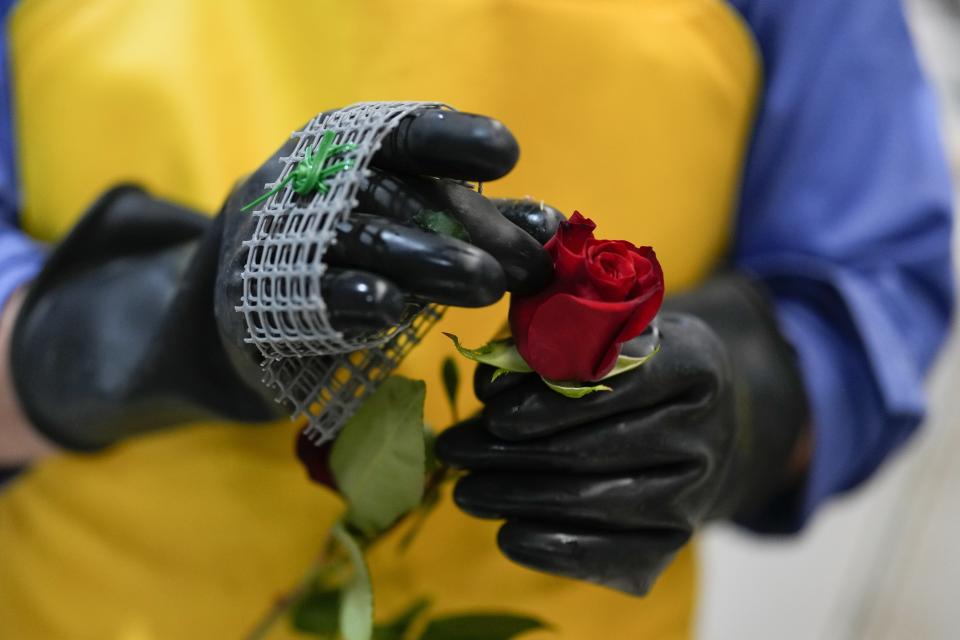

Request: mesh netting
left=239, top=102, right=449, bottom=444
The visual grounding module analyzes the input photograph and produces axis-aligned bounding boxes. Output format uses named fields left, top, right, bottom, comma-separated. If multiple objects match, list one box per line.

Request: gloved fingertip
left=482, top=414, right=534, bottom=442
left=422, top=110, right=519, bottom=180
left=454, top=246, right=508, bottom=307
left=437, top=185, right=554, bottom=295
left=433, top=417, right=484, bottom=467
left=406, top=242, right=507, bottom=308
left=492, top=198, right=566, bottom=245
left=476, top=380, right=557, bottom=442
left=322, top=269, right=406, bottom=331
left=503, top=244, right=555, bottom=296
left=452, top=475, right=507, bottom=520
left=376, top=110, right=519, bottom=182
left=496, top=522, right=559, bottom=572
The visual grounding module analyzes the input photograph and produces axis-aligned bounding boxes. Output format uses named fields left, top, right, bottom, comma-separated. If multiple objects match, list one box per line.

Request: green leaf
left=333, top=522, right=374, bottom=640
left=540, top=345, right=660, bottom=398
left=541, top=378, right=612, bottom=399
left=443, top=333, right=533, bottom=374
left=331, top=376, right=427, bottom=535
left=490, top=368, right=511, bottom=383
left=441, top=356, right=460, bottom=422
left=599, top=344, right=661, bottom=381
left=373, top=598, right=432, bottom=640
left=419, top=613, right=549, bottom=640
left=290, top=586, right=340, bottom=637
left=413, top=209, right=471, bottom=243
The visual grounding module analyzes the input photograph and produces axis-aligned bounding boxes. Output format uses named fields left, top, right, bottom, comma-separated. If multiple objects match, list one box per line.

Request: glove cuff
left=10, top=185, right=278, bottom=451
left=665, top=271, right=809, bottom=522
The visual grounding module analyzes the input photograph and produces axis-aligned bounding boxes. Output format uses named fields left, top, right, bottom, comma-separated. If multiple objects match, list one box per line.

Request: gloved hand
left=436, top=273, right=809, bottom=596
left=11, top=107, right=558, bottom=451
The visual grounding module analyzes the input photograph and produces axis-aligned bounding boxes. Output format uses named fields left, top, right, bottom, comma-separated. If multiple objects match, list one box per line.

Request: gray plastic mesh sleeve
left=239, top=101, right=450, bottom=444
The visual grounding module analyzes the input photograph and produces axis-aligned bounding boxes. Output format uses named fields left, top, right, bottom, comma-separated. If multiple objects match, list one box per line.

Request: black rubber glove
left=436, top=273, right=809, bottom=596
left=11, top=108, right=555, bottom=451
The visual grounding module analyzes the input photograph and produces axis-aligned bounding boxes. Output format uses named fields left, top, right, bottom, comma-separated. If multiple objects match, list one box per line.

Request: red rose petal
left=613, top=284, right=663, bottom=346
left=516, top=292, right=660, bottom=381
left=630, top=246, right=662, bottom=296
left=564, top=211, right=597, bottom=246
left=547, top=211, right=597, bottom=282
left=509, top=287, right=550, bottom=367
left=585, top=241, right=637, bottom=301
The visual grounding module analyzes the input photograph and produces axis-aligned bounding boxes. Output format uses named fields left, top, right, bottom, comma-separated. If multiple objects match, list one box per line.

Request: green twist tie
left=242, top=130, right=357, bottom=212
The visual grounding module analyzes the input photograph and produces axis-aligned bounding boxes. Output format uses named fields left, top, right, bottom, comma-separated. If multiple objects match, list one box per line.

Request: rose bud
left=509, top=212, right=664, bottom=382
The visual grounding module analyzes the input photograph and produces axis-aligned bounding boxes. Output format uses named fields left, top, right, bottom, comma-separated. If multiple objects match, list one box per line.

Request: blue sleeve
left=728, top=0, right=954, bottom=532
left=0, top=0, right=45, bottom=309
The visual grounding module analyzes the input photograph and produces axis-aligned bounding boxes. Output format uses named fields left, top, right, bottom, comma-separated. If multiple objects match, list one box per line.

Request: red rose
left=509, top=212, right=664, bottom=381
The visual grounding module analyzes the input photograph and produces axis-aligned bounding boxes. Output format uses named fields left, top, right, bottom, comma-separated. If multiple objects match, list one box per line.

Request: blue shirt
left=729, top=0, right=954, bottom=531
left=0, top=0, right=953, bottom=531
left=0, top=0, right=43, bottom=308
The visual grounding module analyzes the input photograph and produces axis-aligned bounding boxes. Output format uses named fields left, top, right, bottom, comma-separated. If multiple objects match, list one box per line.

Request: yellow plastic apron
left=0, top=1, right=760, bottom=638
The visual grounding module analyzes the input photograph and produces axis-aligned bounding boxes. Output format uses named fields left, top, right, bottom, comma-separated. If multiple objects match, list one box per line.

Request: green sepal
left=539, top=346, right=660, bottom=398
left=600, top=344, right=661, bottom=381
left=541, top=378, right=612, bottom=398
left=446, top=334, right=659, bottom=399
left=443, top=333, right=532, bottom=374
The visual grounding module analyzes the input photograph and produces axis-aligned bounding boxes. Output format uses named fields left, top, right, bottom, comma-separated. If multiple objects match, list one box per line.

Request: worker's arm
left=728, top=0, right=955, bottom=531
left=0, top=288, right=55, bottom=467
left=0, top=10, right=53, bottom=470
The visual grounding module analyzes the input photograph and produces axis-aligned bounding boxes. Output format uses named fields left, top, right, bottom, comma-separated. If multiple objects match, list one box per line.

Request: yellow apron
left=0, top=1, right=760, bottom=638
